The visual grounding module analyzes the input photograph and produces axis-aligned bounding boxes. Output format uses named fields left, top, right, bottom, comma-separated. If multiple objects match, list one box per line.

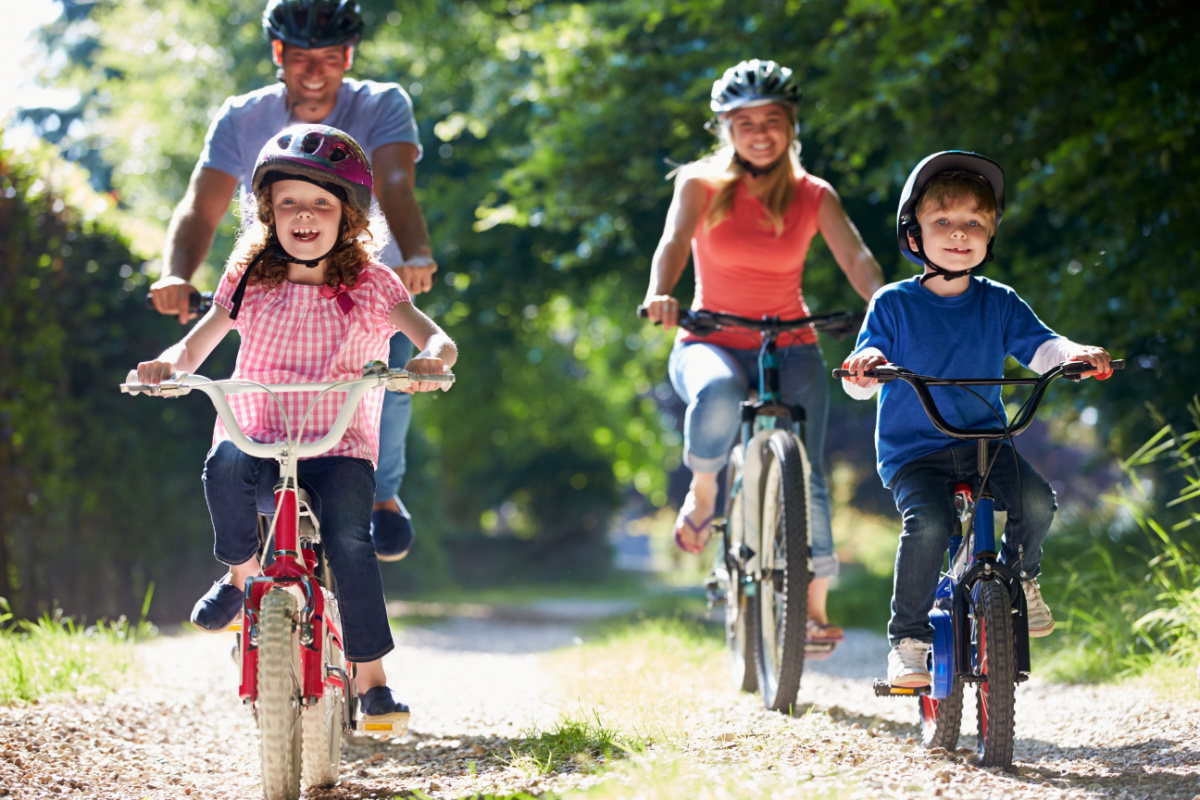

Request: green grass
left=505, top=713, right=648, bottom=777
left=0, top=599, right=155, bottom=703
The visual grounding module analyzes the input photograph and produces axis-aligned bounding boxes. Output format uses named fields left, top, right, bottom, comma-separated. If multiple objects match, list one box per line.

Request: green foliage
left=19, top=0, right=1200, bottom=596
left=507, top=712, right=645, bottom=776
left=0, top=597, right=153, bottom=703
left=0, top=138, right=230, bottom=621
left=1041, top=398, right=1200, bottom=681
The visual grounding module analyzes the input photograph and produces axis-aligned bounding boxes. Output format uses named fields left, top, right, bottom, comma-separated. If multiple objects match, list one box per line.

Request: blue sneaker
left=356, top=685, right=410, bottom=735
left=370, top=497, right=414, bottom=561
left=190, top=580, right=244, bottom=632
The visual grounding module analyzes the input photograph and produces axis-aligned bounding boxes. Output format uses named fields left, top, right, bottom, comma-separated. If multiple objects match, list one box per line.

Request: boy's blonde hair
left=915, top=170, right=998, bottom=232
left=225, top=184, right=385, bottom=291
left=675, top=115, right=803, bottom=236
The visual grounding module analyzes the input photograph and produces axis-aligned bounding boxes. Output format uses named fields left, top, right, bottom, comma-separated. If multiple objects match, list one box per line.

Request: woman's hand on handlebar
left=403, top=356, right=451, bottom=393
left=642, top=295, right=680, bottom=330
left=137, top=360, right=177, bottom=385
left=840, top=348, right=889, bottom=388
left=1064, top=344, right=1114, bottom=380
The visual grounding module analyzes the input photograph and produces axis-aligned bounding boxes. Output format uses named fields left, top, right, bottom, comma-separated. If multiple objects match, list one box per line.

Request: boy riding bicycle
left=839, top=151, right=1113, bottom=688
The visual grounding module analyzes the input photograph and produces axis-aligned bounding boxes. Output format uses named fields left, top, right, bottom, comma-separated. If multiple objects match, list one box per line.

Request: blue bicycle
left=833, top=359, right=1123, bottom=767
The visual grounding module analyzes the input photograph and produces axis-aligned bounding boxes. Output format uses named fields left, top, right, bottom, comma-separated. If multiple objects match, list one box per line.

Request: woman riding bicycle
left=642, top=59, right=884, bottom=644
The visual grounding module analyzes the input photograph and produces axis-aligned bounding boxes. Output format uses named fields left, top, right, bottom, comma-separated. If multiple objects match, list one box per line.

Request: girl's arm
left=136, top=305, right=235, bottom=384
left=817, top=188, right=885, bottom=303
left=388, top=301, right=458, bottom=393
left=643, top=174, right=706, bottom=329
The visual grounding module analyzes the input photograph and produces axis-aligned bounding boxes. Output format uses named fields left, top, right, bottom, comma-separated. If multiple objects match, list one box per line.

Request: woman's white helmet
left=710, top=59, right=802, bottom=115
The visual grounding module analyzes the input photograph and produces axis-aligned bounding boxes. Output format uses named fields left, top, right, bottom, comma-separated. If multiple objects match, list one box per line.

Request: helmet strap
left=733, top=151, right=786, bottom=179
left=227, top=239, right=347, bottom=320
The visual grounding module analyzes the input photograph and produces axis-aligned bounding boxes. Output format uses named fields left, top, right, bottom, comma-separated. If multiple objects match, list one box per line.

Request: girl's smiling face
left=271, top=179, right=344, bottom=264
left=908, top=195, right=995, bottom=271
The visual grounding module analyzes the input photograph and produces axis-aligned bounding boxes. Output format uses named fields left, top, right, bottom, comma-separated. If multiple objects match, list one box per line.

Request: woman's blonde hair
left=224, top=184, right=385, bottom=291
left=676, top=108, right=803, bottom=236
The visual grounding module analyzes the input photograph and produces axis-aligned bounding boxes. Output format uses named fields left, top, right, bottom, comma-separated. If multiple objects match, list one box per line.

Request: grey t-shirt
left=198, top=78, right=421, bottom=267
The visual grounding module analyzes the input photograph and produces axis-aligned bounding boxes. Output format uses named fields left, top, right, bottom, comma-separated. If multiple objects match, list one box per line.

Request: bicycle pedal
left=356, top=711, right=410, bottom=736
left=872, top=678, right=930, bottom=697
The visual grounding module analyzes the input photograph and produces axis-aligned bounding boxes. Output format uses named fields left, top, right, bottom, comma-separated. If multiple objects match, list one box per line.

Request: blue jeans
left=886, top=443, right=1057, bottom=645
left=374, top=333, right=414, bottom=503
left=202, top=441, right=394, bottom=662
left=668, top=340, right=836, bottom=578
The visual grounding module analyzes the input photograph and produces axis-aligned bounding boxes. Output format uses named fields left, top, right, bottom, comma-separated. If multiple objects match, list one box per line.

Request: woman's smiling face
left=726, top=103, right=793, bottom=170
left=271, top=178, right=344, bottom=262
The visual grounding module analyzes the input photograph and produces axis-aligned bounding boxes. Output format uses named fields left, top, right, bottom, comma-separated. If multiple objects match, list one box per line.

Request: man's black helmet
left=896, top=151, right=1005, bottom=268
left=263, top=0, right=364, bottom=50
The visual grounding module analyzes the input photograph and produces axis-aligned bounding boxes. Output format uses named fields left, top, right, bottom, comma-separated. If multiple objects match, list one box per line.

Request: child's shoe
left=190, top=579, right=244, bottom=632
left=356, top=686, right=410, bottom=735
left=887, top=638, right=932, bottom=687
left=1022, top=578, right=1055, bottom=637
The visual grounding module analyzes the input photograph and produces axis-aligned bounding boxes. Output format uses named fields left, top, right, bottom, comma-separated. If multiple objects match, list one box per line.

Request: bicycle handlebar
left=121, top=364, right=455, bottom=459
left=636, top=306, right=864, bottom=339
left=831, top=360, right=1125, bottom=440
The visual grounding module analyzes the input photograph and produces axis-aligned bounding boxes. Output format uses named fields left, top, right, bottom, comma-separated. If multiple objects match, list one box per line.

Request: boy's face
left=907, top=196, right=994, bottom=272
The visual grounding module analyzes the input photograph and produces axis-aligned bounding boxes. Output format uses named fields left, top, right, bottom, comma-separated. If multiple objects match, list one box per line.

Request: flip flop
left=673, top=511, right=714, bottom=554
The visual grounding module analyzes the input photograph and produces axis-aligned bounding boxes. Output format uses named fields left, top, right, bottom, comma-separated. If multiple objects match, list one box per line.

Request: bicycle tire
left=974, top=579, right=1016, bottom=767
left=722, top=445, right=757, bottom=693
left=752, top=430, right=811, bottom=712
left=918, top=677, right=964, bottom=750
left=302, top=589, right=344, bottom=788
left=258, top=589, right=303, bottom=800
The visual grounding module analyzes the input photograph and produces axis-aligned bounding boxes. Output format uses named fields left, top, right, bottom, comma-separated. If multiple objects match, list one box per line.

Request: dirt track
left=0, top=604, right=1197, bottom=799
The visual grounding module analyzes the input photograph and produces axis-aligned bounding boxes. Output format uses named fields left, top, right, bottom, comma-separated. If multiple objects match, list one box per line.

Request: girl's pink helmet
left=251, top=124, right=373, bottom=216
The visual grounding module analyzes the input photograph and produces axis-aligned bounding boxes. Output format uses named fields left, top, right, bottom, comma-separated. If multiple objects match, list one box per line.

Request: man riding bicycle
left=149, top=0, right=434, bottom=562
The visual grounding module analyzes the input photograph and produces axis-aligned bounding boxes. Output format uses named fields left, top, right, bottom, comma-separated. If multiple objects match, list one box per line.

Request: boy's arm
left=1028, top=337, right=1114, bottom=379
left=136, top=306, right=235, bottom=384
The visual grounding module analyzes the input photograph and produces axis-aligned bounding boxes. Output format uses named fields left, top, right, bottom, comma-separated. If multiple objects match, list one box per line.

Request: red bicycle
left=122, top=362, right=453, bottom=800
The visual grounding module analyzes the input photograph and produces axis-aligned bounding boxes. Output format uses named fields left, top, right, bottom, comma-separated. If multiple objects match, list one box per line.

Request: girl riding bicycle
left=642, top=59, right=884, bottom=646
left=134, top=124, right=457, bottom=723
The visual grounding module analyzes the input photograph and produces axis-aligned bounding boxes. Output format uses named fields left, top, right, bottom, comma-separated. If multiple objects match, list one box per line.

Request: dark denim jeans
left=886, top=443, right=1057, bottom=646
left=202, top=440, right=394, bottom=662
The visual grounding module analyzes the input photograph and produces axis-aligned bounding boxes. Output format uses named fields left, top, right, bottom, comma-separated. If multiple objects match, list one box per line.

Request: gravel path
left=0, top=609, right=1196, bottom=799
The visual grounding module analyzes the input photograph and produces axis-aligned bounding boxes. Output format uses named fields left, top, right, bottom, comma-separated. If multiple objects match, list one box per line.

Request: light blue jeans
left=668, top=340, right=837, bottom=578
left=374, top=333, right=414, bottom=503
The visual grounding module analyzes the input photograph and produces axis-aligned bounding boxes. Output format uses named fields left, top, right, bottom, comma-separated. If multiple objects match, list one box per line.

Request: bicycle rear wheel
left=919, top=678, right=964, bottom=750
left=258, top=589, right=303, bottom=800
left=974, top=579, right=1016, bottom=767
left=752, top=430, right=810, bottom=712
left=302, top=588, right=344, bottom=789
left=722, top=445, right=757, bottom=693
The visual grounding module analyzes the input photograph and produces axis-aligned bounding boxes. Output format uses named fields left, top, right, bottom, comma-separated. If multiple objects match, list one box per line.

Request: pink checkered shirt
left=211, top=261, right=411, bottom=464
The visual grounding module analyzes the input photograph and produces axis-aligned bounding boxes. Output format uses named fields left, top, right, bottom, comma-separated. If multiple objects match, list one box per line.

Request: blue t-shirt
left=198, top=78, right=421, bottom=268
left=850, top=276, right=1056, bottom=487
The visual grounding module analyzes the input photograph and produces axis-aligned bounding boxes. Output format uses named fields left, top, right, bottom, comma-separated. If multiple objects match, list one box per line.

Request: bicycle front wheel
left=752, top=429, right=811, bottom=712
left=974, top=579, right=1016, bottom=767
left=258, top=588, right=303, bottom=800
left=722, top=445, right=757, bottom=693
left=302, top=589, right=344, bottom=789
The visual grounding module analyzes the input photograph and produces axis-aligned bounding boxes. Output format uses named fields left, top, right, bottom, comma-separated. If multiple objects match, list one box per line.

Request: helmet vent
left=301, top=132, right=323, bottom=154
left=328, top=144, right=348, bottom=162
left=277, top=133, right=293, bottom=149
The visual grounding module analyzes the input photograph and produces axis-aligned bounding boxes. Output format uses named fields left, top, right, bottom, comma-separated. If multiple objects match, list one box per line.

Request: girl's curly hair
left=224, top=184, right=382, bottom=290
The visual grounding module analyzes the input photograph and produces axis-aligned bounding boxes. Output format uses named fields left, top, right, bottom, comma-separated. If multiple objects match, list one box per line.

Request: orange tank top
left=680, top=171, right=830, bottom=350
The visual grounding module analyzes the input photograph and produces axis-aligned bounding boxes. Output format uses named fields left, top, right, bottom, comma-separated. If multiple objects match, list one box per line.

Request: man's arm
left=152, top=166, right=239, bottom=323
left=818, top=188, right=885, bottom=303
left=372, top=141, right=437, bottom=295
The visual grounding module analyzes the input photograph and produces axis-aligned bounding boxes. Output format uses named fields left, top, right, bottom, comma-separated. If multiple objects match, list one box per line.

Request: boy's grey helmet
left=710, top=59, right=802, bottom=115
left=263, top=0, right=364, bottom=49
left=897, top=150, right=1005, bottom=268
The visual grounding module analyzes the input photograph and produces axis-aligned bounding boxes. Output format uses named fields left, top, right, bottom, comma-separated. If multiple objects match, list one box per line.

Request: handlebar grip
left=145, top=291, right=212, bottom=315
left=636, top=305, right=649, bottom=318
left=832, top=366, right=899, bottom=382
